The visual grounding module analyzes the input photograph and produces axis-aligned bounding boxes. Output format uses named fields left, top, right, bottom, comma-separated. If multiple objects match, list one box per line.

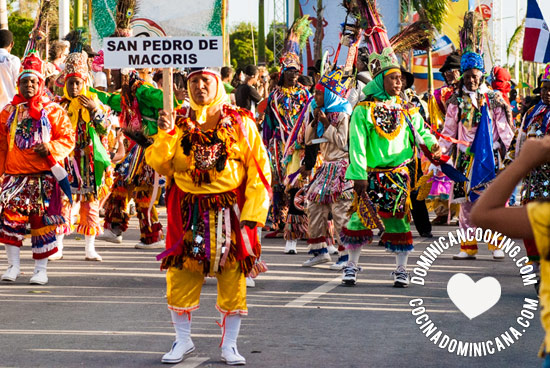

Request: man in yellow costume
left=146, top=68, right=271, bottom=365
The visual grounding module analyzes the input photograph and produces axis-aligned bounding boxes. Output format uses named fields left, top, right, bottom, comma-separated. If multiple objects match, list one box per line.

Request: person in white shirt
left=347, top=47, right=372, bottom=107
left=0, top=30, right=21, bottom=110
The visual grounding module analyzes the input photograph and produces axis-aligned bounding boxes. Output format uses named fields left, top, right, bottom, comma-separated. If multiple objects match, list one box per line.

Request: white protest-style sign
left=103, top=36, right=223, bottom=69
left=447, top=273, right=501, bottom=320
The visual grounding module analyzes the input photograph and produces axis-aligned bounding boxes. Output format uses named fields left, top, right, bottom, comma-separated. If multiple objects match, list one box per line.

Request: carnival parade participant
left=49, top=50, right=111, bottom=261
left=94, top=71, right=174, bottom=249
left=262, top=16, right=312, bottom=253
left=399, top=67, right=433, bottom=238
left=341, top=48, right=441, bottom=287
left=146, top=68, right=271, bottom=365
left=508, top=64, right=550, bottom=266
left=440, top=50, right=514, bottom=260
left=426, top=51, right=461, bottom=226
left=301, top=69, right=353, bottom=269
left=0, top=51, right=75, bottom=285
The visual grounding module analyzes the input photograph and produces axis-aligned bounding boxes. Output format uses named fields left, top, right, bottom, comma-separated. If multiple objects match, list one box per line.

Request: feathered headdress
left=459, top=11, right=484, bottom=55
left=280, top=15, right=313, bottom=71
left=23, top=0, right=52, bottom=58
left=113, top=0, right=138, bottom=37
left=342, top=0, right=398, bottom=77
left=390, top=20, right=434, bottom=54
left=458, top=11, right=485, bottom=73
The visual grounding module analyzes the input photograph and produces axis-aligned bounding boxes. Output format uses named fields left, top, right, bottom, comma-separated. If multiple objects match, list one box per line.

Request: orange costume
left=0, top=51, right=74, bottom=285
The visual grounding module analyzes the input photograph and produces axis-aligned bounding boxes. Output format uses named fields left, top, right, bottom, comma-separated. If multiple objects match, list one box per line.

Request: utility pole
left=514, top=0, right=520, bottom=86
left=259, top=0, right=266, bottom=64
left=59, top=0, right=70, bottom=39
left=0, top=0, right=8, bottom=30
left=313, top=0, right=323, bottom=61
left=74, top=0, right=83, bottom=29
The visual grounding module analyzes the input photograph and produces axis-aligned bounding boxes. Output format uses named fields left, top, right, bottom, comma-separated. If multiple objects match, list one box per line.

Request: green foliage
left=7, top=13, right=34, bottom=58
left=266, top=21, right=286, bottom=53
left=408, top=0, right=449, bottom=32
left=230, top=22, right=274, bottom=69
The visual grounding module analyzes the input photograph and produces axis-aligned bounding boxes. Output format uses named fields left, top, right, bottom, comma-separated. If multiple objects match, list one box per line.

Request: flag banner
left=523, top=0, right=550, bottom=63
left=468, top=104, right=496, bottom=202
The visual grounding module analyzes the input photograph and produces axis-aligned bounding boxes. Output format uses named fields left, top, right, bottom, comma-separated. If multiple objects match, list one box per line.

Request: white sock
left=221, top=314, right=241, bottom=349
left=56, top=234, right=64, bottom=253
left=348, top=247, right=361, bottom=265
left=85, top=235, right=97, bottom=254
left=396, top=252, right=410, bottom=269
left=171, top=310, right=192, bottom=342
left=5, top=245, right=20, bottom=269
left=34, top=258, right=48, bottom=273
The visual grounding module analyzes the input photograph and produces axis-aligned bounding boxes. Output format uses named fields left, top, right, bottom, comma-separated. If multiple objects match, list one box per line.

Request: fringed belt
left=0, top=173, right=55, bottom=215
left=366, top=165, right=411, bottom=218
left=306, top=159, right=353, bottom=204
left=158, top=188, right=260, bottom=276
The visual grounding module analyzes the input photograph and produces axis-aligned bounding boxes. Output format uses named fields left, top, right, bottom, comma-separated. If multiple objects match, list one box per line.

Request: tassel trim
left=76, top=224, right=103, bottom=236
left=340, top=228, right=373, bottom=250
left=381, top=232, right=413, bottom=253
left=460, top=239, right=478, bottom=255
left=140, top=222, right=163, bottom=244
left=247, top=259, right=268, bottom=278
left=283, top=213, right=308, bottom=240
left=0, top=233, right=24, bottom=246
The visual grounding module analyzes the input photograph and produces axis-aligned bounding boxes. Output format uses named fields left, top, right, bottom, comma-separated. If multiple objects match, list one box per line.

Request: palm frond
left=506, top=21, right=525, bottom=62
left=410, top=0, right=449, bottom=32
left=390, top=19, right=434, bottom=53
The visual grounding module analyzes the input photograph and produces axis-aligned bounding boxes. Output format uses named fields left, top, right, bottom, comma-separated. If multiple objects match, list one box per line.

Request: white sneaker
left=221, top=346, right=246, bottom=365
left=284, top=240, right=297, bottom=254
left=245, top=277, right=255, bottom=288
left=452, top=251, right=476, bottom=260
left=135, top=240, right=165, bottom=249
left=493, top=249, right=505, bottom=260
left=29, top=270, right=48, bottom=285
left=85, top=251, right=103, bottom=262
left=161, top=339, right=195, bottom=364
left=326, top=245, right=339, bottom=255
left=329, top=255, right=349, bottom=270
left=342, top=263, right=359, bottom=286
left=392, top=266, right=410, bottom=288
left=48, top=251, right=63, bottom=261
left=97, top=229, right=123, bottom=244
left=1, top=265, right=20, bottom=282
left=302, top=252, right=331, bottom=267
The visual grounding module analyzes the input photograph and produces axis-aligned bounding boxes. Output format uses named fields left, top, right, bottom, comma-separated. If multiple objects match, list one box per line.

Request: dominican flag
left=523, top=0, right=550, bottom=63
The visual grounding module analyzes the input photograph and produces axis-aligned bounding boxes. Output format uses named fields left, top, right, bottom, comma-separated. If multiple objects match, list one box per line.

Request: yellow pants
left=166, top=261, right=247, bottom=316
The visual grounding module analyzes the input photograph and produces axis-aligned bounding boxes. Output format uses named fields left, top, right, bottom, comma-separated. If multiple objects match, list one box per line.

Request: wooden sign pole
left=162, top=68, right=174, bottom=129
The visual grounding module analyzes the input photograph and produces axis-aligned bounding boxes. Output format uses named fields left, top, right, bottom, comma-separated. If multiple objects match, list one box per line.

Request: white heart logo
left=446, top=273, right=501, bottom=320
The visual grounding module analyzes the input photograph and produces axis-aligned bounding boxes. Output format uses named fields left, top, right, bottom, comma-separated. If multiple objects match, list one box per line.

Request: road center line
left=284, top=276, right=342, bottom=307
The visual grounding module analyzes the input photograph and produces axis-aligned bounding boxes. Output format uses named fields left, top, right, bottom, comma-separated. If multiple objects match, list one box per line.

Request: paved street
left=0, top=209, right=544, bottom=368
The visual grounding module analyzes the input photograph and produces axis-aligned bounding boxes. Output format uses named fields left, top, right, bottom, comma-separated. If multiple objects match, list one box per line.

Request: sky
left=227, top=0, right=550, bottom=65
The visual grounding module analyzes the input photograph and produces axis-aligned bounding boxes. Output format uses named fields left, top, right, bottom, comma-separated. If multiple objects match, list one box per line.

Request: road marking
left=284, top=276, right=342, bottom=307
left=28, top=348, right=164, bottom=354
left=173, top=357, right=210, bottom=367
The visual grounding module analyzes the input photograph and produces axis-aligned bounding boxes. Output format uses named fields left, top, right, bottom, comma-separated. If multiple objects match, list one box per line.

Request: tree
left=8, top=12, right=33, bottom=57
left=266, top=21, right=286, bottom=54
left=230, top=22, right=274, bottom=69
